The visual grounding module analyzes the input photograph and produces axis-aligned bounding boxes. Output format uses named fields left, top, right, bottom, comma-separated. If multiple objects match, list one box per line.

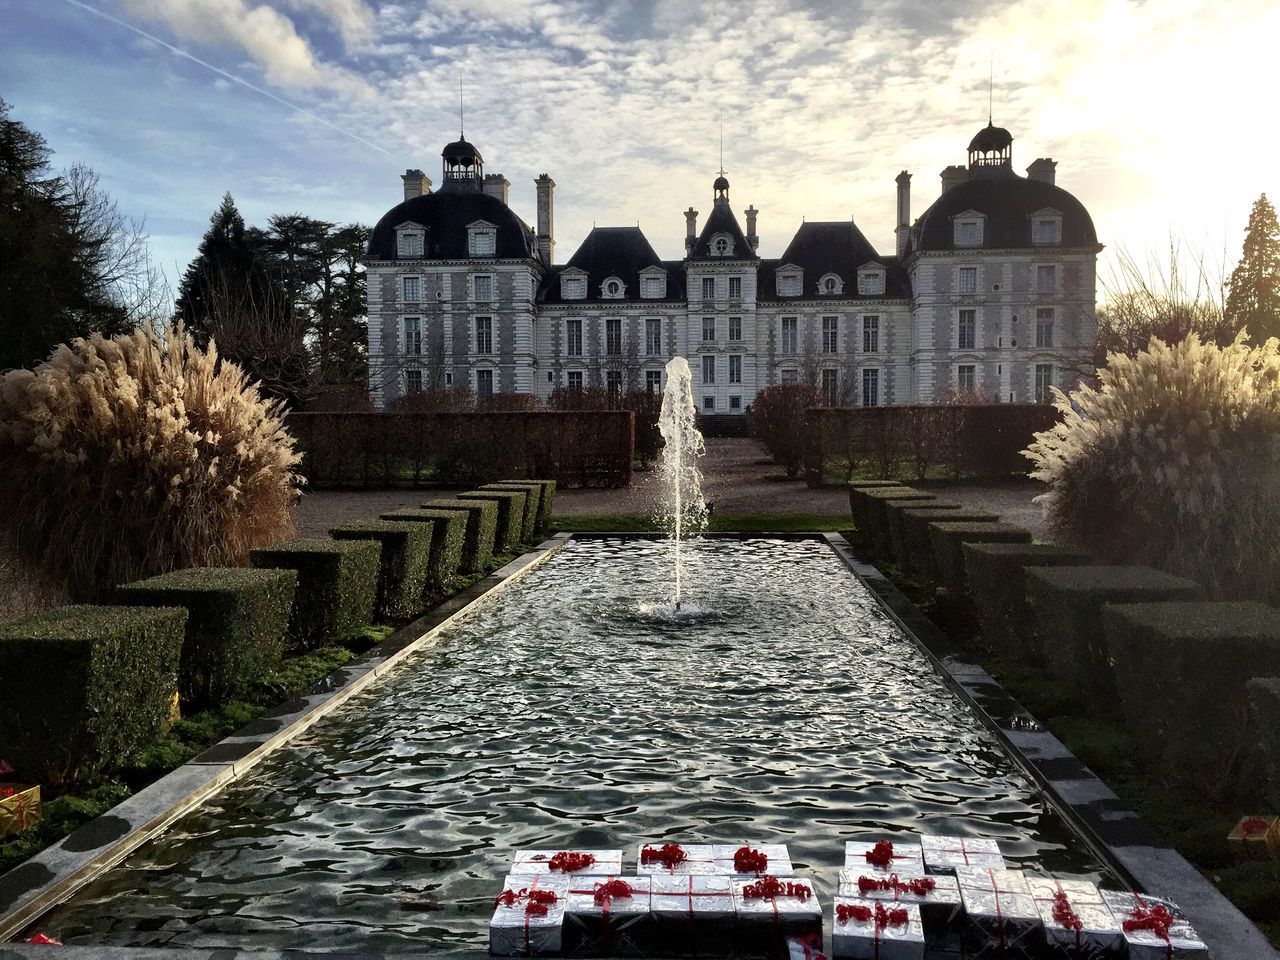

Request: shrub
left=250, top=539, right=378, bottom=650
left=848, top=485, right=910, bottom=541
left=0, top=605, right=186, bottom=784
left=477, top=392, right=541, bottom=412
left=863, top=488, right=935, bottom=559
left=887, top=502, right=964, bottom=574
left=457, top=490, right=528, bottom=554
left=379, top=509, right=466, bottom=592
left=901, top=509, right=997, bottom=584
left=1024, top=565, right=1200, bottom=708
left=1026, top=334, right=1280, bottom=603
left=490, top=479, right=555, bottom=536
left=1105, top=601, right=1280, bottom=794
left=115, top=567, right=296, bottom=707
left=962, top=542, right=1094, bottom=658
left=929, top=522, right=1032, bottom=599
left=0, top=326, right=301, bottom=601
left=520, top=479, right=557, bottom=528
left=483, top=482, right=541, bottom=541
left=330, top=521, right=433, bottom=619
left=420, top=499, right=496, bottom=573
left=389, top=386, right=476, bottom=413
left=754, top=384, right=825, bottom=478
left=1248, top=678, right=1280, bottom=809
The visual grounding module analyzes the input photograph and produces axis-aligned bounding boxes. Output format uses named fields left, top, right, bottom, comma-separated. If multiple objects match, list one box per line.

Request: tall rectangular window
left=475, top=316, right=493, bottom=355
left=703, top=395, right=716, bottom=411
left=404, top=369, right=422, bottom=394
left=476, top=369, right=494, bottom=397
left=861, top=368, right=879, bottom=407
left=567, top=370, right=583, bottom=389
left=821, top=368, right=838, bottom=405
left=729, top=316, right=742, bottom=341
left=1035, top=219, right=1061, bottom=244
left=1036, top=307, right=1055, bottom=348
left=702, top=354, right=716, bottom=384
left=862, top=315, right=880, bottom=353
left=781, top=369, right=798, bottom=384
left=473, top=274, right=494, bottom=301
left=645, top=318, right=661, bottom=356
left=1036, top=264, right=1057, bottom=293
left=729, top=395, right=741, bottom=411
left=643, top=274, right=664, bottom=298
left=645, top=370, right=662, bottom=393
left=702, top=277, right=715, bottom=301
left=957, top=266, right=977, bottom=294
left=781, top=317, right=798, bottom=354
left=469, top=229, right=495, bottom=257
left=729, top=276, right=742, bottom=299
left=1035, top=363, right=1054, bottom=403
left=822, top=316, right=839, bottom=354
left=397, top=232, right=422, bottom=257
left=729, top=354, right=742, bottom=384
left=402, top=276, right=421, bottom=302
left=566, top=319, right=582, bottom=356
left=957, top=309, right=976, bottom=350
left=606, top=370, right=622, bottom=398
left=606, top=317, right=622, bottom=356
left=702, top=316, right=716, bottom=342
left=403, top=317, right=421, bottom=355
left=957, top=364, right=976, bottom=393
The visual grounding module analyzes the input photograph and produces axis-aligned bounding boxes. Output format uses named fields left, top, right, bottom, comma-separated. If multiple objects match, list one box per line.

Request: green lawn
left=551, top=514, right=850, bottom=533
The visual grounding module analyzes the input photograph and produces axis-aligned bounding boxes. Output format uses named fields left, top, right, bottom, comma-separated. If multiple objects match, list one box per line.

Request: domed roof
left=713, top=174, right=730, bottom=192
left=442, top=137, right=483, bottom=166
left=906, top=175, right=1097, bottom=254
left=366, top=190, right=537, bottom=261
left=968, top=122, right=1013, bottom=154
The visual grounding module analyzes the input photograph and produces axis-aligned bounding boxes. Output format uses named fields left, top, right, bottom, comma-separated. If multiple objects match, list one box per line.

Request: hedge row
left=289, top=411, right=633, bottom=488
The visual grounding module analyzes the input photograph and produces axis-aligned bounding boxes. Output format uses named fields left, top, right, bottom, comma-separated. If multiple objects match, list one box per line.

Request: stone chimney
left=940, top=165, right=968, bottom=195
left=1027, top=158, right=1057, bottom=185
left=684, top=207, right=699, bottom=254
left=895, top=171, right=911, bottom=257
left=535, top=174, right=555, bottom=264
left=744, top=205, right=758, bottom=250
left=482, top=173, right=510, bottom=205
left=401, top=168, right=431, bottom=200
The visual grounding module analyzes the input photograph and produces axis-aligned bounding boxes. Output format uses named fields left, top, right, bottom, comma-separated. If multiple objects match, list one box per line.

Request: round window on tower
left=823, top=277, right=837, bottom=293
left=606, top=281, right=620, bottom=296
left=715, top=237, right=728, bottom=255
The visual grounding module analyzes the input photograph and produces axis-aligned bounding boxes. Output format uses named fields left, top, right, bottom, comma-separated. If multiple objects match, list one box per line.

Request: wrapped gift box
left=844, top=840, right=925, bottom=877
left=732, top=875, right=822, bottom=960
left=713, top=843, right=794, bottom=877
left=564, top=876, right=652, bottom=958
left=511, top=849, right=623, bottom=877
left=637, top=841, right=718, bottom=876
left=1027, top=877, right=1124, bottom=958
left=832, top=898, right=925, bottom=960
left=786, top=933, right=828, bottom=960
left=1099, top=890, right=1208, bottom=959
left=0, top=784, right=41, bottom=839
left=650, top=874, right=735, bottom=957
left=956, top=867, right=1041, bottom=957
left=920, top=835, right=1004, bottom=874
left=837, top=871, right=962, bottom=953
left=490, top=874, right=569, bottom=957
left=1227, top=816, right=1277, bottom=861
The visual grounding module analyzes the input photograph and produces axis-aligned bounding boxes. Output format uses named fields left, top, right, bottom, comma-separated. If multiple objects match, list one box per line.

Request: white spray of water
left=657, top=357, right=708, bottom=609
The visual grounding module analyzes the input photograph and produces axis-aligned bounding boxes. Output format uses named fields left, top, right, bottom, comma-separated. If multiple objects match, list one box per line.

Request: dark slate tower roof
left=968, top=122, right=1013, bottom=153
left=906, top=176, right=1098, bottom=254
left=539, top=226, right=684, bottom=303
left=689, top=175, right=758, bottom=260
left=756, top=221, right=910, bottom=301
left=366, top=192, right=538, bottom=260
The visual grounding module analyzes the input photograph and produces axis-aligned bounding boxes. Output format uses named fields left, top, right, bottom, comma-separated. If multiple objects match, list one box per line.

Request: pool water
left=38, top=538, right=1108, bottom=953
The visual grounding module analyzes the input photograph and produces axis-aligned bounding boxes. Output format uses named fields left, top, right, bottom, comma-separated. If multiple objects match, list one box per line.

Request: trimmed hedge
left=457, top=490, right=528, bottom=554
left=962, top=542, right=1094, bottom=658
left=886, top=501, right=964, bottom=573
left=929, top=521, right=1032, bottom=599
left=862, top=488, right=936, bottom=557
left=1025, top=565, right=1201, bottom=707
left=521, top=478, right=557, bottom=532
left=901, top=509, right=999, bottom=584
left=250, top=539, right=379, bottom=650
left=380, top=509, right=466, bottom=592
left=116, top=567, right=295, bottom=708
left=330, top=520, right=433, bottom=619
left=848, top=484, right=912, bottom=539
left=0, top=605, right=187, bottom=784
left=1248, top=678, right=1280, bottom=808
left=483, top=482, right=540, bottom=542
left=420, top=499, right=497, bottom=573
left=1104, top=601, right=1280, bottom=789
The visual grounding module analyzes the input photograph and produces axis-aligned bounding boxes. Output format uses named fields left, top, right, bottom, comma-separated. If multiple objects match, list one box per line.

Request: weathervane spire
left=718, top=112, right=725, bottom=177
left=459, top=74, right=464, bottom=138
left=988, top=52, right=993, bottom=124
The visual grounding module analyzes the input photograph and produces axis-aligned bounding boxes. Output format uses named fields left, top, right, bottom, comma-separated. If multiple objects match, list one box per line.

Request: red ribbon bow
left=548, top=850, right=596, bottom=873
left=641, top=843, right=688, bottom=869
left=495, top=887, right=559, bottom=916
left=1242, top=817, right=1270, bottom=836
left=734, top=846, right=769, bottom=874
left=593, top=879, right=634, bottom=906
left=1051, top=890, right=1083, bottom=931
left=743, top=876, right=811, bottom=902
left=25, top=934, right=61, bottom=946
left=857, top=873, right=936, bottom=898
left=864, top=841, right=897, bottom=870
left=836, top=901, right=908, bottom=930
left=1124, top=903, right=1175, bottom=938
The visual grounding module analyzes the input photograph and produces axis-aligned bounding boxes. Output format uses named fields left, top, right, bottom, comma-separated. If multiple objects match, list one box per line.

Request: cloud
left=278, top=0, right=375, bottom=50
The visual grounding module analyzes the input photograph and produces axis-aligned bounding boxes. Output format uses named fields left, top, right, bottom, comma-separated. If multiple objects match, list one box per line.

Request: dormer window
left=857, top=269, right=885, bottom=296
left=777, top=269, right=803, bottom=297
left=953, top=212, right=985, bottom=247
left=560, top=271, right=587, bottom=300
left=819, top=273, right=844, bottom=296
left=711, top=233, right=734, bottom=257
left=396, top=226, right=424, bottom=258
left=641, top=270, right=667, bottom=299
left=467, top=221, right=497, bottom=257
left=601, top=276, right=626, bottom=299
left=1032, top=209, right=1063, bottom=245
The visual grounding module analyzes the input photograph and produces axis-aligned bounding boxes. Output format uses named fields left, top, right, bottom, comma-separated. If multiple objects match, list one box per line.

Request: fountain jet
left=657, top=357, right=708, bottom=609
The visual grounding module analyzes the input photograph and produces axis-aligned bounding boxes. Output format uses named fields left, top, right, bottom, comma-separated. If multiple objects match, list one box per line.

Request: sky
left=3, top=0, right=1278, bottom=298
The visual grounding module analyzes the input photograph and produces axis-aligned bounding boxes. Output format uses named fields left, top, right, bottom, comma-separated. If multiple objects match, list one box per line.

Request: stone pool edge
left=823, top=532, right=1277, bottom=959
left=0, top=534, right=572, bottom=946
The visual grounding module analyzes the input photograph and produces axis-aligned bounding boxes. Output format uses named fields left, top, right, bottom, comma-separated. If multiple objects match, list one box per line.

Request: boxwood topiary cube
left=887, top=501, right=964, bottom=574
left=901, top=508, right=998, bottom=584
left=1025, top=565, right=1200, bottom=708
left=930, top=522, right=1032, bottom=601
left=514, top=479, right=556, bottom=532
left=483, top=482, right=542, bottom=541
left=331, top=520, right=433, bottom=620
left=865, top=488, right=936, bottom=559
left=250, top=539, right=379, bottom=650
left=420, top=499, right=496, bottom=573
left=1105, top=602, right=1280, bottom=788
left=116, top=567, right=296, bottom=708
left=456, top=490, right=527, bottom=554
left=962, top=542, right=1094, bottom=659
left=0, top=605, right=187, bottom=784
left=848, top=485, right=911, bottom=543
left=380, top=509, right=466, bottom=592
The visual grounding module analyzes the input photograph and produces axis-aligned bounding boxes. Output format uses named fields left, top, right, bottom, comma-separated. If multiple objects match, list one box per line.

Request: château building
left=364, top=122, right=1100, bottom=413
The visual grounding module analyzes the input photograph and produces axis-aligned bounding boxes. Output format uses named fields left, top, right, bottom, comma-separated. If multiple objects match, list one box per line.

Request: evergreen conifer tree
left=1226, top=194, right=1280, bottom=342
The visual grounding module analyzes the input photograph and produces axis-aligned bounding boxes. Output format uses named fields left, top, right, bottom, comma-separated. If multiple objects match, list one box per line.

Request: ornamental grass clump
left=1025, top=334, right=1280, bottom=602
left=0, top=326, right=302, bottom=601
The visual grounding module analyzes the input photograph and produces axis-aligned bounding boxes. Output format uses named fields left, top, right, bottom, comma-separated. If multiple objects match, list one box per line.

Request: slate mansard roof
left=539, top=226, right=685, bottom=304
left=366, top=191, right=539, bottom=261
left=688, top=200, right=758, bottom=261
left=757, top=221, right=910, bottom=301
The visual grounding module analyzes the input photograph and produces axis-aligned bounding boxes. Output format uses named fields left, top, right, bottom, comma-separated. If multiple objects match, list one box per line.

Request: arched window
left=606, top=280, right=621, bottom=296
